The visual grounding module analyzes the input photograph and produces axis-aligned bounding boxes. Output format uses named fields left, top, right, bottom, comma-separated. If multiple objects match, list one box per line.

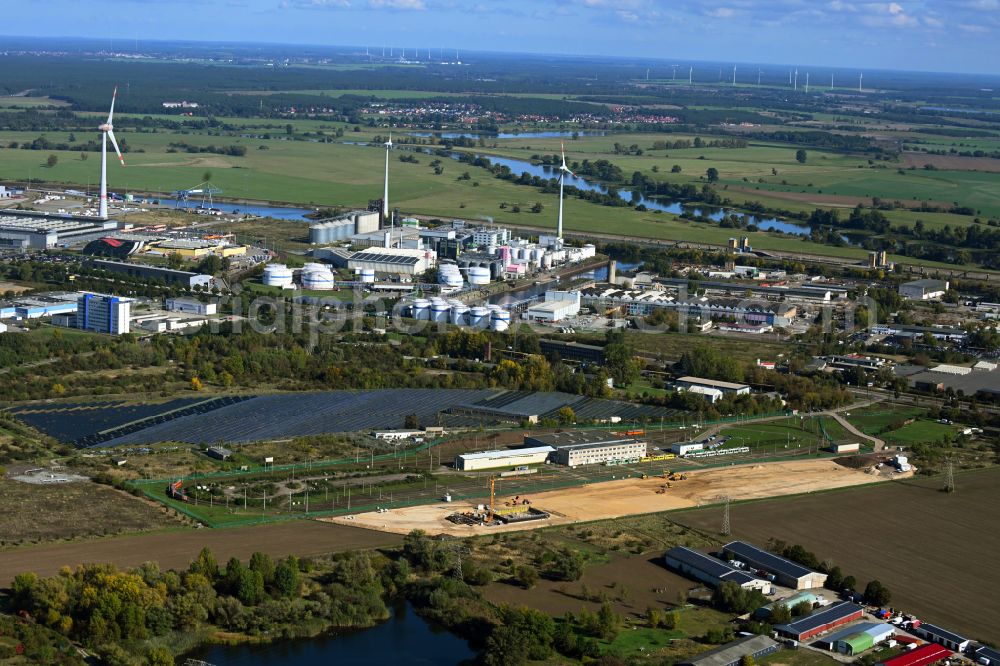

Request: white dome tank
left=450, top=304, right=470, bottom=326
left=469, top=306, right=490, bottom=328
left=467, top=266, right=490, bottom=286
left=301, top=263, right=334, bottom=290
left=411, top=298, right=431, bottom=320
left=490, top=309, right=511, bottom=332
left=431, top=302, right=450, bottom=323
left=263, top=263, right=293, bottom=288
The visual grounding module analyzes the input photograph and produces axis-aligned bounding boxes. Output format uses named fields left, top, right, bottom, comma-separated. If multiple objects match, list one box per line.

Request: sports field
left=672, top=467, right=1000, bottom=642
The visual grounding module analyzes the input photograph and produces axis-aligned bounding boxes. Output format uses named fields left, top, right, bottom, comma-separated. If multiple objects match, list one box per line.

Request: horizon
left=3, top=0, right=999, bottom=76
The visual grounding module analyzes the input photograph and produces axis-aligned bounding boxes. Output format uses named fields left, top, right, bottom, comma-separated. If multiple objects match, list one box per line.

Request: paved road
left=0, top=521, right=401, bottom=585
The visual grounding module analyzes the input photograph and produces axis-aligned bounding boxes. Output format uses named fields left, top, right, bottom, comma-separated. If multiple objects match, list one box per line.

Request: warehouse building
left=679, top=635, right=780, bottom=666
left=526, top=431, right=646, bottom=466
left=147, top=238, right=246, bottom=258
left=816, top=623, right=894, bottom=654
left=664, top=546, right=770, bottom=592
left=166, top=297, right=217, bottom=316
left=753, top=591, right=822, bottom=620
left=899, top=279, right=949, bottom=301
left=89, top=259, right=213, bottom=289
left=671, top=442, right=705, bottom=456
left=77, top=293, right=131, bottom=335
left=346, top=248, right=436, bottom=276
left=975, top=646, right=1000, bottom=666
left=915, top=624, right=970, bottom=653
left=523, top=291, right=581, bottom=323
left=676, top=377, right=751, bottom=397
left=454, top=446, right=555, bottom=471
left=0, top=213, right=116, bottom=249
left=722, top=541, right=828, bottom=590
left=878, top=644, right=952, bottom=666
left=12, top=294, right=79, bottom=319
left=774, top=601, right=864, bottom=641
left=539, top=339, right=605, bottom=364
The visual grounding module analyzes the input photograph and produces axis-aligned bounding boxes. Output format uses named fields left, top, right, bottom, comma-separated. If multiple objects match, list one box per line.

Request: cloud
left=706, top=7, right=736, bottom=18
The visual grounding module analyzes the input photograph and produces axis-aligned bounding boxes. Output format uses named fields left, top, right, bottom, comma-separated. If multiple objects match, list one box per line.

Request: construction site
left=327, top=457, right=904, bottom=536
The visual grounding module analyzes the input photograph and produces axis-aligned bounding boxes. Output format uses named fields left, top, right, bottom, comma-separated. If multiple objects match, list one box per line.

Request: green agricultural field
left=717, top=418, right=830, bottom=452
left=881, top=419, right=959, bottom=446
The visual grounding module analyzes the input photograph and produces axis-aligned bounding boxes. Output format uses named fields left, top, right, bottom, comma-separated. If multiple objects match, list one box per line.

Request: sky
left=6, top=0, right=1000, bottom=75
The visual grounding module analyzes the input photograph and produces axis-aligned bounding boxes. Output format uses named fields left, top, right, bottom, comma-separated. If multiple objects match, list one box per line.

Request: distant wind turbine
left=732, top=65, right=737, bottom=86
left=805, top=72, right=810, bottom=93
left=557, top=142, right=575, bottom=240
left=383, top=133, right=393, bottom=226
left=689, top=66, right=693, bottom=84
left=859, top=72, right=864, bottom=93
left=758, top=68, right=763, bottom=86
left=794, top=68, right=799, bottom=91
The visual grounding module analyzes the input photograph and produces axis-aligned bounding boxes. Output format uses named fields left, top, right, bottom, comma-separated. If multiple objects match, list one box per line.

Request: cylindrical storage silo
left=541, top=253, right=552, bottom=269
left=360, top=268, right=376, bottom=284
left=301, top=263, right=334, bottom=290
left=491, top=309, right=511, bottom=332
left=582, top=243, right=596, bottom=259
left=411, top=298, right=431, bottom=320
left=487, top=244, right=497, bottom=256
left=431, top=299, right=450, bottom=323
left=263, top=263, right=294, bottom=288
left=500, top=246, right=511, bottom=266
left=469, top=306, right=490, bottom=328
left=468, top=266, right=490, bottom=286
left=450, top=304, right=470, bottom=326
left=489, top=261, right=502, bottom=280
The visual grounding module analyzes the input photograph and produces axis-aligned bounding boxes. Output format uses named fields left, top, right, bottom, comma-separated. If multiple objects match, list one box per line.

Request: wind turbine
left=758, top=69, right=762, bottom=86
left=382, top=133, right=393, bottom=226
left=858, top=72, right=864, bottom=93
left=556, top=142, right=574, bottom=241
left=794, top=68, right=798, bottom=91
left=732, top=65, right=737, bottom=86
left=98, top=87, right=125, bottom=219
left=805, top=72, right=810, bottom=93
left=831, top=73, right=835, bottom=90
left=688, top=66, right=693, bottom=84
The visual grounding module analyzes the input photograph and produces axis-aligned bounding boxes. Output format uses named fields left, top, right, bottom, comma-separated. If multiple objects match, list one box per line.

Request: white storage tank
left=263, top=263, right=294, bottom=288
left=541, top=253, right=552, bottom=269
left=411, top=298, right=431, bottom=320
left=491, top=309, right=511, bottom=332
left=468, top=266, right=490, bottom=285
left=450, top=304, right=470, bottom=326
left=469, top=306, right=490, bottom=328
left=581, top=244, right=597, bottom=259
left=530, top=248, right=544, bottom=264
left=359, top=268, right=376, bottom=284
left=301, top=263, right=335, bottom=290
left=430, top=299, right=450, bottom=323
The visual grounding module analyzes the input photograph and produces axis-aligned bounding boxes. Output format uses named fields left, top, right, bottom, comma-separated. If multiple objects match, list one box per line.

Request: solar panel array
left=8, top=398, right=212, bottom=445
left=100, top=389, right=496, bottom=446
left=351, top=252, right=420, bottom=265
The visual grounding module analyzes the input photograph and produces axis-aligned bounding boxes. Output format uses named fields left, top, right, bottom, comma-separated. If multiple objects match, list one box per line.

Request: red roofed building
left=878, top=644, right=951, bottom=666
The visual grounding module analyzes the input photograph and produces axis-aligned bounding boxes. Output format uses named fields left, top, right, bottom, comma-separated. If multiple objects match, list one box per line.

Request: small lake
left=183, top=601, right=475, bottom=666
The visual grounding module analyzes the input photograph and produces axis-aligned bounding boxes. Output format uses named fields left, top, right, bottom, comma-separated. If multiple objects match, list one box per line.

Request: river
left=155, top=197, right=315, bottom=221
left=183, top=601, right=475, bottom=665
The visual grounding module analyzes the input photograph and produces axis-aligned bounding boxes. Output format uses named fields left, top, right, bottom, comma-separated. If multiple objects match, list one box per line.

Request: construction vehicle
left=166, top=480, right=187, bottom=501
left=667, top=471, right=688, bottom=481
left=640, top=473, right=648, bottom=480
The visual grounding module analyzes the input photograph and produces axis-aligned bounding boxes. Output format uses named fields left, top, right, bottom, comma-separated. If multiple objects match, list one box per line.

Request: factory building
left=525, top=431, right=646, bottom=466
left=166, top=297, right=217, bottom=316
left=975, top=647, right=1000, bottom=666
left=88, top=259, right=213, bottom=289
left=454, top=446, right=555, bottom=471
left=671, top=442, right=706, bottom=456
left=147, top=238, right=246, bottom=258
left=538, top=339, right=605, bottom=364
left=523, top=291, right=581, bottom=323
left=753, top=592, right=822, bottom=620
left=664, top=547, right=771, bottom=592
left=347, top=248, right=436, bottom=276
left=681, top=385, right=725, bottom=403
left=899, top=279, right=949, bottom=301
left=774, top=601, right=864, bottom=641
left=13, top=294, right=80, bottom=319
left=679, top=635, right=780, bottom=666
left=676, top=377, right=751, bottom=397
left=0, top=213, right=117, bottom=249
left=914, top=624, right=970, bottom=653
left=581, top=287, right=676, bottom=316
left=472, top=226, right=512, bottom=247
left=77, top=293, right=131, bottom=335
left=722, top=541, right=828, bottom=590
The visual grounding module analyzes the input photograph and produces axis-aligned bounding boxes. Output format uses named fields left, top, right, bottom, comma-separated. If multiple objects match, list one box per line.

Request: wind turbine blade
left=107, top=129, right=125, bottom=165
left=108, top=86, right=118, bottom=124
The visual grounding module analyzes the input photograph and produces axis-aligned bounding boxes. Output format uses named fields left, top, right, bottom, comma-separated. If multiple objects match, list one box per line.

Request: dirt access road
left=0, top=521, right=401, bottom=586
left=328, top=458, right=899, bottom=537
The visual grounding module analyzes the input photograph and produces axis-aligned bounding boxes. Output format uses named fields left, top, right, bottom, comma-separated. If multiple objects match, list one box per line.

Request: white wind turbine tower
left=382, top=133, right=393, bottom=226
left=98, top=87, right=125, bottom=219
left=758, top=69, right=763, bottom=86
left=688, top=66, right=693, bottom=84
left=858, top=72, right=864, bottom=93
left=794, top=68, right=798, bottom=91
left=556, top=142, right=575, bottom=241
left=805, top=72, right=810, bottom=93
left=732, top=65, right=737, bottom=85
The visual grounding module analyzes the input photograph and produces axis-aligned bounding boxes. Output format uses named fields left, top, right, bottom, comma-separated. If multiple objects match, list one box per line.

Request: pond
left=183, top=601, right=475, bottom=665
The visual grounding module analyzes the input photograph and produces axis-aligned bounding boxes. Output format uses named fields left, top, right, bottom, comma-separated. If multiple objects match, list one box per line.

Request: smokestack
left=608, top=259, right=617, bottom=284
left=384, top=230, right=391, bottom=249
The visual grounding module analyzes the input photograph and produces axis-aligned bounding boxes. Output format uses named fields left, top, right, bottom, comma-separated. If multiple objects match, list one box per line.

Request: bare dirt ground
left=0, top=521, right=401, bottom=586
left=900, top=152, right=1000, bottom=173
left=328, top=459, right=894, bottom=537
